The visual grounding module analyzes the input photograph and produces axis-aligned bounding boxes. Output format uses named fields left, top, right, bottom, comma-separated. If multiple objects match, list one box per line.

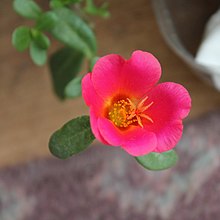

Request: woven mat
left=0, top=111, right=220, bottom=220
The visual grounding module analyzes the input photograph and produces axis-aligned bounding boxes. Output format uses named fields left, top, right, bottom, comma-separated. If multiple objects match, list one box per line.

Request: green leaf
left=62, top=0, right=82, bottom=4
left=49, top=47, right=84, bottom=99
left=135, top=150, right=178, bottom=171
left=65, top=75, right=83, bottom=98
left=50, top=0, right=81, bottom=8
left=36, top=11, right=58, bottom=31
left=50, top=0, right=62, bottom=9
left=30, top=41, right=47, bottom=66
left=84, top=0, right=110, bottom=18
left=31, top=29, right=50, bottom=49
left=13, top=0, right=42, bottom=19
left=12, top=26, right=31, bottom=51
left=49, top=116, right=95, bottom=159
left=50, top=7, right=97, bottom=58
left=50, top=0, right=63, bottom=9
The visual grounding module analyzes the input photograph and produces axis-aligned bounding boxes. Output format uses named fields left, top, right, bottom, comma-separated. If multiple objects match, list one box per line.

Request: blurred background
left=1, top=0, right=220, bottom=219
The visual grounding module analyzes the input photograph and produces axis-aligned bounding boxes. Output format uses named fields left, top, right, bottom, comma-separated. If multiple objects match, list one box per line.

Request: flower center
left=108, top=96, right=154, bottom=128
left=108, top=99, right=137, bottom=127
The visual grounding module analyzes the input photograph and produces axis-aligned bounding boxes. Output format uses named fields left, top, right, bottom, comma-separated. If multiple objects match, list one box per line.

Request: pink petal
left=82, top=73, right=92, bottom=106
left=147, top=82, right=191, bottom=123
left=89, top=109, right=110, bottom=145
left=92, top=54, right=126, bottom=100
left=82, top=74, right=109, bottom=145
left=82, top=73, right=104, bottom=115
left=92, top=51, right=161, bottom=101
left=145, top=82, right=191, bottom=152
left=153, top=121, right=183, bottom=152
left=98, top=118, right=157, bottom=156
left=121, top=132, right=157, bottom=156
left=121, top=50, right=162, bottom=97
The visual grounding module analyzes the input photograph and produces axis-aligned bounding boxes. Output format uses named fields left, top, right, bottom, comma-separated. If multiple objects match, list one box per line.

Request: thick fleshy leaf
left=13, top=0, right=42, bottom=19
left=49, top=116, right=95, bottom=159
left=12, top=26, right=31, bottom=51
left=135, top=150, right=178, bottom=171
left=65, top=75, right=83, bottom=98
left=36, top=11, right=58, bottom=31
left=50, top=0, right=81, bottom=8
left=30, top=41, right=47, bottom=66
left=50, top=7, right=96, bottom=58
left=62, top=0, right=82, bottom=5
left=49, top=47, right=84, bottom=99
left=31, top=30, right=50, bottom=49
left=84, top=0, right=110, bottom=18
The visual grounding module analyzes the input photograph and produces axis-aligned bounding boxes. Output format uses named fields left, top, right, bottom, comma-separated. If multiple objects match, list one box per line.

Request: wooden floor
left=1, top=0, right=220, bottom=167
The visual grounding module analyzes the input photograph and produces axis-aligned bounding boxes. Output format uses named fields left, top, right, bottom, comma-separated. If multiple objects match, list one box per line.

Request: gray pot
left=152, top=0, right=220, bottom=88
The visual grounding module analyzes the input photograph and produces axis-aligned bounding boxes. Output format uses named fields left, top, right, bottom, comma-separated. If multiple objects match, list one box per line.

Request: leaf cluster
left=12, top=0, right=108, bottom=99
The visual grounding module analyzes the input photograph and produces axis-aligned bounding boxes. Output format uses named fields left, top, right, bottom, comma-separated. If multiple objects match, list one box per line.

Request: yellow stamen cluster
left=108, top=99, right=137, bottom=127
left=108, top=96, right=154, bottom=128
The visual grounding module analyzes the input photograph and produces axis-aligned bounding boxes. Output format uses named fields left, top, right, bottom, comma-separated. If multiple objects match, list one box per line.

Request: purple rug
left=1, top=111, right=220, bottom=220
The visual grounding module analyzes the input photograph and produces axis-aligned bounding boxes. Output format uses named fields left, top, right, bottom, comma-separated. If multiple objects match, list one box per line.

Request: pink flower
left=82, top=50, right=191, bottom=156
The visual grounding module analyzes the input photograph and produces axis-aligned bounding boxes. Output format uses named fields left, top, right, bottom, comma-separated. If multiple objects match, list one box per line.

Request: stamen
left=108, top=96, right=154, bottom=128
left=136, top=115, right=144, bottom=128
left=139, top=113, right=154, bottom=123
left=137, top=96, right=149, bottom=109
left=126, top=98, right=136, bottom=110
left=138, top=101, right=154, bottom=112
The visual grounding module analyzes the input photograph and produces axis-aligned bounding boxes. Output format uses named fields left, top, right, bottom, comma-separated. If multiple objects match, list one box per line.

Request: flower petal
left=145, top=82, right=191, bottom=152
left=92, top=54, right=125, bottom=100
left=98, top=118, right=157, bottom=156
left=147, top=82, right=191, bottom=123
left=153, top=121, right=183, bottom=152
left=121, top=50, right=162, bottom=97
left=121, top=131, right=157, bottom=156
left=90, top=109, right=110, bottom=145
left=82, top=73, right=104, bottom=115
left=92, top=51, right=161, bottom=100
